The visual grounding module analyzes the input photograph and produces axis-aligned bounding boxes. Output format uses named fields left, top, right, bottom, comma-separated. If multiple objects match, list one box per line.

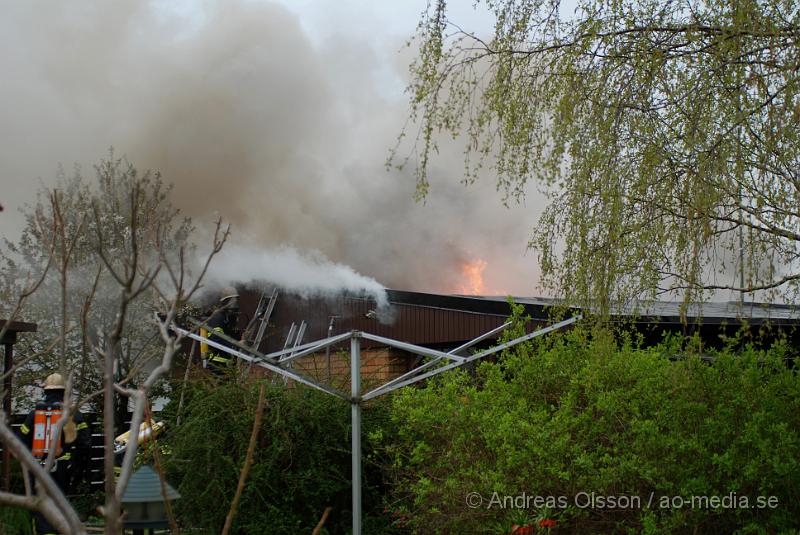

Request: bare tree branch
left=221, top=383, right=266, bottom=535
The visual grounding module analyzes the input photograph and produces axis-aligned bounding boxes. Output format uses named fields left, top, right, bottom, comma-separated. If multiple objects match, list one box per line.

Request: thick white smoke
left=204, top=244, right=388, bottom=308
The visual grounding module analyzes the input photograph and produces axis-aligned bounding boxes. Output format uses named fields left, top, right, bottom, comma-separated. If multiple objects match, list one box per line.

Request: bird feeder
left=120, top=464, right=180, bottom=534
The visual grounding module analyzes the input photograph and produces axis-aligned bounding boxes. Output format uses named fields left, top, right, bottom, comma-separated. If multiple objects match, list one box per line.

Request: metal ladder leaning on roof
left=280, top=320, right=307, bottom=383
left=242, top=288, right=279, bottom=374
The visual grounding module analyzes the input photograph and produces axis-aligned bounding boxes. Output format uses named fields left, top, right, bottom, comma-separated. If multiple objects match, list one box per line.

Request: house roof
left=121, top=464, right=180, bottom=503
left=237, top=287, right=800, bottom=354
left=241, top=289, right=525, bottom=352
left=462, top=294, right=800, bottom=325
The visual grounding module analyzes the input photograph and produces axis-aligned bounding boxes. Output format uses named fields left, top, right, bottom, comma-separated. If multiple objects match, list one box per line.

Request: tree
left=0, top=154, right=228, bottom=533
left=3, top=156, right=195, bottom=407
left=396, top=0, right=800, bottom=312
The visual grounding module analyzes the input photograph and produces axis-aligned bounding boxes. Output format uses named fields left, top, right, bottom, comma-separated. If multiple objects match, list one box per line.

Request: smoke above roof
left=204, top=244, right=388, bottom=308
left=0, top=0, right=544, bottom=296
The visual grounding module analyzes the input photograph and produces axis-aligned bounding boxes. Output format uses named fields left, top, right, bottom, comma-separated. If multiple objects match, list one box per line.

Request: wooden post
left=3, top=339, right=14, bottom=491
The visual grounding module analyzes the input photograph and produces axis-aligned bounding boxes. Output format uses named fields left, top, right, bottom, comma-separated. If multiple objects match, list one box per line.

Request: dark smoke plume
left=0, top=0, right=544, bottom=296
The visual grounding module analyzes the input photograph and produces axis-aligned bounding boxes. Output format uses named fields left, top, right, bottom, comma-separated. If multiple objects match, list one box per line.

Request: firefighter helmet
left=43, top=373, right=65, bottom=390
left=219, top=286, right=239, bottom=303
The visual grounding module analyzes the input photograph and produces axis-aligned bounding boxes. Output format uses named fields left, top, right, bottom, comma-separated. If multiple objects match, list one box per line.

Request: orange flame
left=456, top=258, right=488, bottom=295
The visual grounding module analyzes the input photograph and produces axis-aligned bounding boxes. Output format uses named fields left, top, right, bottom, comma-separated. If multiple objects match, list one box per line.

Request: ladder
left=281, top=320, right=307, bottom=383
left=242, top=288, right=278, bottom=374
left=282, top=320, right=308, bottom=362
left=241, top=288, right=278, bottom=353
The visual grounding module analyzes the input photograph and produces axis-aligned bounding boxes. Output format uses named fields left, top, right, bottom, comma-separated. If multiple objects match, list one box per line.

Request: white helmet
left=43, top=373, right=66, bottom=390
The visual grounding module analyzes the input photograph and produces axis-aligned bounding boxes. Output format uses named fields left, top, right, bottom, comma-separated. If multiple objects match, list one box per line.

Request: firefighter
left=200, top=287, right=241, bottom=374
left=18, top=373, right=92, bottom=535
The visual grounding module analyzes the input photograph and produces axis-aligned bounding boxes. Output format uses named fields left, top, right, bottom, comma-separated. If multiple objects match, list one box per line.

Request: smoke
left=0, top=0, right=544, bottom=297
left=204, top=244, right=388, bottom=308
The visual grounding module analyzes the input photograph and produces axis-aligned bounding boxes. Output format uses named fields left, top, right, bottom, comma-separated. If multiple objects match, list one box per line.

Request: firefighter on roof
left=18, top=373, right=92, bottom=535
left=200, top=287, right=241, bottom=374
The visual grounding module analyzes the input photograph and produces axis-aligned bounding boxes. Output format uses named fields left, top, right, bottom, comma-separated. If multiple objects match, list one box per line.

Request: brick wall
left=249, top=347, right=416, bottom=390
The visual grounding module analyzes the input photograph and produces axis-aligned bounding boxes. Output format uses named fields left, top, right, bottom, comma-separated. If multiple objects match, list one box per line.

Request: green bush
left=388, top=312, right=800, bottom=533
left=0, top=505, right=32, bottom=535
left=162, top=377, right=398, bottom=534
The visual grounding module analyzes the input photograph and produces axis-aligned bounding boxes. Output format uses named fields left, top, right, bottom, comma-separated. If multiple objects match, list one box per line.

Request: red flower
left=510, top=525, right=535, bottom=534
left=538, top=518, right=557, bottom=528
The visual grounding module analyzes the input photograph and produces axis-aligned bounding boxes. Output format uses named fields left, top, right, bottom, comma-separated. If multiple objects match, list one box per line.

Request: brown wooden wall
left=237, top=289, right=536, bottom=354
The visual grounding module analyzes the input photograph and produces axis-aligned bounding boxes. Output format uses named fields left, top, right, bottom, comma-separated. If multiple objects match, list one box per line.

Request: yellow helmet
left=43, top=373, right=66, bottom=390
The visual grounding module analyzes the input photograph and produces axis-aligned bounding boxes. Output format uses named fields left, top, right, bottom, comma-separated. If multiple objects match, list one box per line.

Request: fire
left=456, top=258, right=488, bottom=295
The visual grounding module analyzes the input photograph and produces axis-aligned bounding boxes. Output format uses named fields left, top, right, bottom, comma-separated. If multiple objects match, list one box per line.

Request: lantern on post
left=120, top=464, right=180, bottom=535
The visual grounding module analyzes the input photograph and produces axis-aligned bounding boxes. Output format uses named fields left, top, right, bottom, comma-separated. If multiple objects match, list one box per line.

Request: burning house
left=232, top=289, right=550, bottom=387
left=222, top=288, right=800, bottom=386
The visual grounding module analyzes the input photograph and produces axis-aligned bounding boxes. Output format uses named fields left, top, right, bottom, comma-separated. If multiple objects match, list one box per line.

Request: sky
left=0, top=0, right=545, bottom=297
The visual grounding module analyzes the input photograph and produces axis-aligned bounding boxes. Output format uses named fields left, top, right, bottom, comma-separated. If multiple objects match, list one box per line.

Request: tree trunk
left=103, top=346, right=121, bottom=534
